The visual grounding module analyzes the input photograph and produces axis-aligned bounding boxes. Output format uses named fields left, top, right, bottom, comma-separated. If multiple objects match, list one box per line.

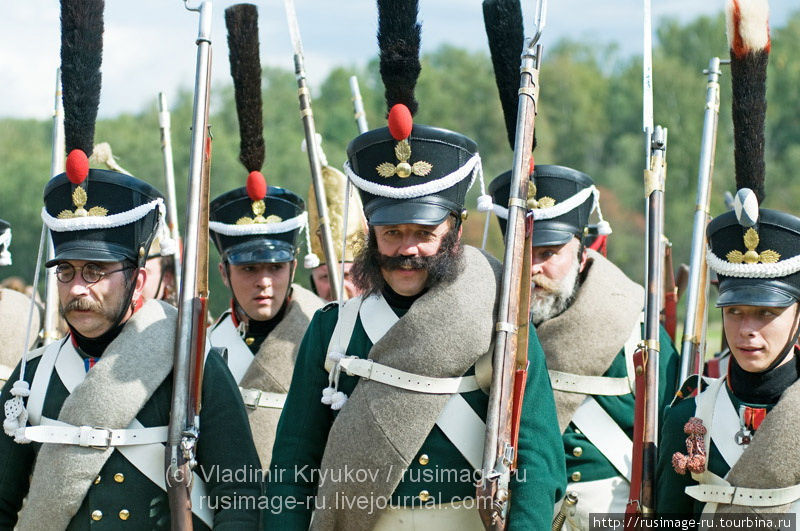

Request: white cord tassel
left=321, top=351, right=349, bottom=409
left=3, top=381, right=30, bottom=443
left=303, top=215, right=320, bottom=269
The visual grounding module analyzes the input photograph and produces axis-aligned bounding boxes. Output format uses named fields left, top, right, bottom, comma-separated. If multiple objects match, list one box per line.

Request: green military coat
left=264, top=301, right=566, bottom=530
left=655, top=382, right=775, bottom=516
left=0, top=332, right=261, bottom=529
left=563, top=326, right=679, bottom=483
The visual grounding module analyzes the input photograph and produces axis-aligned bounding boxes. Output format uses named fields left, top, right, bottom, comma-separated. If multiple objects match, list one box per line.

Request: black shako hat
left=488, top=164, right=611, bottom=247
left=344, top=0, right=486, bottom=227
left=346, top=123, right=479, bottom=226
left=209, top=186, right=306, bottom=265
left=0, top=219, right=11, bottom=266
left=42, top=170, right=163, bottom=268
left=708, top=188, right=800, bottom=308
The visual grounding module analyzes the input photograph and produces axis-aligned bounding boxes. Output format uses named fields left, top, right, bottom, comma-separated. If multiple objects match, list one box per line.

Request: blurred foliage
left=2, top=11, right=800, bottom=322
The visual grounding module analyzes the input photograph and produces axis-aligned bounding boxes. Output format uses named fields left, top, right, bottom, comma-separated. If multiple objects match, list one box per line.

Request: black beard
left=351, top=224, right=464, bottom=296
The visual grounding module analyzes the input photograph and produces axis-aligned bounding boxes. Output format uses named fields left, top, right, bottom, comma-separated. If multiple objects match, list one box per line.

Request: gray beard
left=530, top=257, right=581, bottom=326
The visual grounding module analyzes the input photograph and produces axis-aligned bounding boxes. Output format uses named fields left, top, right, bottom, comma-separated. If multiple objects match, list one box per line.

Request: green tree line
left=2, top=11, right=800, bottom=318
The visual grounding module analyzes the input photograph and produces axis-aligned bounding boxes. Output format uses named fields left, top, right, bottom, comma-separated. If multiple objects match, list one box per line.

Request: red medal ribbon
left=743, top=406, right=767, bottom=431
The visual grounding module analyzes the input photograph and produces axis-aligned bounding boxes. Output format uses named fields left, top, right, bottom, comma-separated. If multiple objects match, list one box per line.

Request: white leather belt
left=240, top=387, right=287, bottom=410
left=686, top=483, right=800, bottom=507
left=339, top=357, right=480, bottom=394
left=549, top=370, right=631, bottom=396
left=20, top=424, right=168, bottom=449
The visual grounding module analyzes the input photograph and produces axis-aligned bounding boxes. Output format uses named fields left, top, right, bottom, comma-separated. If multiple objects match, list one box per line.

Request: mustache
left=375, top=254, right=434, bottom=271
left=532, top=273, right=561, bottom=293
left=62, top=297, right=105, bottom=313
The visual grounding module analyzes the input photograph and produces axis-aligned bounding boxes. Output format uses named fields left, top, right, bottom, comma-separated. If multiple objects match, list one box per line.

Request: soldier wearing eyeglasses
left=0, top=2, right=260, bottom=528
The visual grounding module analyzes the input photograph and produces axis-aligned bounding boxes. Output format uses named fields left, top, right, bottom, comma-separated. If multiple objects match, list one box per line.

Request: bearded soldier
left=482, top=1, right=679, bottom=524
left=206, top=4, right=323, bottom=470
left=489, top=167, right=680, bottom=528
left=0, top=2, right=260, bottom=528
left=264, top=1, right=565, bottom=529
left=0, top=219, right=41, bottom=388
left=655, top=0, right=800, bottom=520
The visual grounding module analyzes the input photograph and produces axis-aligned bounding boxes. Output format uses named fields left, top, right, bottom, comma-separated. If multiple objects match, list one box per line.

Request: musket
left=478, top=1, right=547, bottom=528
left=283, top=0, right=341, bottom=300
left=678, top=58, right=726, bottom=387
left=158, top=91, right=183, bottom=293
left=662, top=239, right=677, bottom=342
left=349, top=76, right=369, bottom=134
left=42, top=68, right=65, bottom=346
left=166, top=1, right=212, bottom=529
left=626, top=0, right=667, bottom=524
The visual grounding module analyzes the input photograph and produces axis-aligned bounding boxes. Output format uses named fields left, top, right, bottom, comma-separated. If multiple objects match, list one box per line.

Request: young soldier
left=265, top=1, right=565, bottom=529
left=655, top=0, right=800, bottom=519
left=206, top=4, right=323, bottom=470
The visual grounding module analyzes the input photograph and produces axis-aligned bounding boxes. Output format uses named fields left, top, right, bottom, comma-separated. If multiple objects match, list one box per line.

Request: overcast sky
left=0, top=0, right=794, bottom=119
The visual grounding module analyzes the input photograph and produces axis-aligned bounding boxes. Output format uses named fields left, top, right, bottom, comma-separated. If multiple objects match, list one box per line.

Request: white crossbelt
left=435, top=392, right=486, bottom=470
left=327, top=294, right=486, bottom=469
left=239, top=387, right=287, bottom=409
left=208, top=312, right=254, bottom=384
left=549, top=370, right=631, bottom=396
left=20, top=423, right=167, bottom=448
left=338, top=357, right=480, bottom=394
left=21, top=338, right=214, bottom=527
left=570, top=396, right=633, bottom=481
left=686, top=481, right=800, bottom=507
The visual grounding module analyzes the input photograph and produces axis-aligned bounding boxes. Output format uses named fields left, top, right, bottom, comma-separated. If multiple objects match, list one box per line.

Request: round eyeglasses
left=55, top=263, right=133, bottom=284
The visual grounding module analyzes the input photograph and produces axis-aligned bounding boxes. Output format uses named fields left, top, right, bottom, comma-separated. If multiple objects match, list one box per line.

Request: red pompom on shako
left=65, top=149, right=89, bottom=184
left=387, top=104, right=413, bottom=141
left=246, top=171, right=267, bottom=201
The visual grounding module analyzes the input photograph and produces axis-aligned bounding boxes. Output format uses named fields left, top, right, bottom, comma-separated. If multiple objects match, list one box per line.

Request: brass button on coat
left=93, top=475, right=101, bottom=485
left=119, top=509, right=130, bottom=521
left=114, top=473, right=125, bottom=483
left=571, top=471, right=582, bottom=482
left=245, top=337, right=255, bottom=345
left=572, top=447, right=583, bottom=457
left=91, top=510, right=103, bottom=521
left=418, top=454, right=429, bottom=465
left=419, top=490, right=430, bottom=502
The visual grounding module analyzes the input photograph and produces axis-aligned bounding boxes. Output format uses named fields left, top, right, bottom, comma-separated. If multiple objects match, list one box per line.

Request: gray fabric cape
left=16, top=299, right=176, bottom=530
left=311, top=245, right=502, bottom=531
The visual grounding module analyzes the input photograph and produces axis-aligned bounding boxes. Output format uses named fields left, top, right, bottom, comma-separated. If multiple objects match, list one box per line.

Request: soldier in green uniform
left=481, top=0, right=679, bottom=523
left=656, top=1, right=800, bottom=519
left=489, top=167, right=679, bottom=528
left=206, top=4, right=323, bottom=471
left=264, top=2, right=565, bottom=529
left=0, top=2, right=260, bottom=528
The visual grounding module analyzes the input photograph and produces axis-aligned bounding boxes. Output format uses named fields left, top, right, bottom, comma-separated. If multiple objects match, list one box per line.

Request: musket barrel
left=679, top=57, right=723, bottom=385
left=349, top=76, right=369, bottom=134
left=43, top=68, right=65, bottom=345
left=290, top=45, right=341, bottom=300
left=167, top=2, right=212, bottom=529
left=158, top=91, right=183, bottom=291
left=480, top=42, right=541, bottom=529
